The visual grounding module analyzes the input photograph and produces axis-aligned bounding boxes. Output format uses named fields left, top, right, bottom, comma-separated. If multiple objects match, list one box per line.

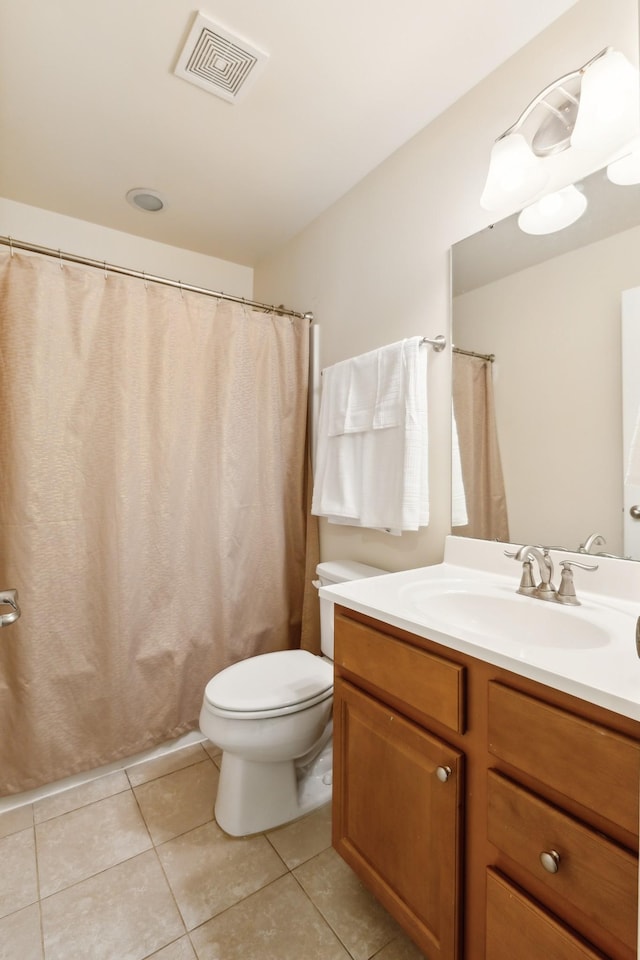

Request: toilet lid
left=204, top=650, right=333, bottom=716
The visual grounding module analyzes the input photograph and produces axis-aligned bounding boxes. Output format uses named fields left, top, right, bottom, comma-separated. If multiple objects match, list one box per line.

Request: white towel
left=312, top=337, right=429, bottom=532
left=626, top=401, right=640, bottom=484
left=326, top=341, right=405, bottom=436
left=451, top=404, right=468, bottom=527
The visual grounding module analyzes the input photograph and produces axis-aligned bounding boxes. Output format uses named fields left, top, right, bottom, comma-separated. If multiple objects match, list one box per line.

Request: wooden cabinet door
left=333, top=677, right=464, bottom=960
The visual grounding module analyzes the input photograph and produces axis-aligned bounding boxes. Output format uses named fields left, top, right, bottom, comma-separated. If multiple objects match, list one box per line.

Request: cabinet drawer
left=334, top=612, right=465, bottom=732
left=488, top=682, right=640, bottom=835
left=486, top=869, right=607, bottom=960
left=487, top=770, right=638, bottom=952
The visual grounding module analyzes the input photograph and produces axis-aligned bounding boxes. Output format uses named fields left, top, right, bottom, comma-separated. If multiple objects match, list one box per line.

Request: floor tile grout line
left=128, top=776, right=158, bottom=849
left=33, top=778, right=132, bottom=826
left=183, top=871, right=285, bottom=937
left=138, top=932, right=195, bottom=960
left=147, top=843, right=190, bottom=947
left=31, top=820, right=47, bottom=960
left=288, top=867, right=360, bottom=959
left=124, top=743, right=211, bottom=790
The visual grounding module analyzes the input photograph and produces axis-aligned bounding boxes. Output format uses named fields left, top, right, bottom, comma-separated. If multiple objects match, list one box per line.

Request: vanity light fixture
left=607, top=139, right=640, bottom=185
left=481, top=47, right=640, bottom=216
left=517, top=184, right=587, bottom=235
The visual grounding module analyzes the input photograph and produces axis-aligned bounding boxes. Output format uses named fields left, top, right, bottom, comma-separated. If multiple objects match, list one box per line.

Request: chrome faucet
left=579, top=532, right=606, bottom=555
left=506, top=547, right=598, bottom=605
left=513, top=545, right=556, bottom=599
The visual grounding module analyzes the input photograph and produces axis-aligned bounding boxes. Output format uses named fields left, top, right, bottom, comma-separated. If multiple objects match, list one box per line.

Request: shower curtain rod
left=0, top=235, right=313, bottom=322
left=453, top=345, right=495, bottom=362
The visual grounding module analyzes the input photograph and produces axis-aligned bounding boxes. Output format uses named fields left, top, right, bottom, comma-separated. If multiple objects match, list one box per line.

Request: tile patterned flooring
left=0, top=741, right=426, bottom=960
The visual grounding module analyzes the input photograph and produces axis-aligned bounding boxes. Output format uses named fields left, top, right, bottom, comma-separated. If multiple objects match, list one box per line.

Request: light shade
left=571, top=50, right=640, bottom=156
left=480, top=133, right=548, bottom=212
left=517, top=184, right=587, bottom=235
left=607, top=140, right=640, bottom=185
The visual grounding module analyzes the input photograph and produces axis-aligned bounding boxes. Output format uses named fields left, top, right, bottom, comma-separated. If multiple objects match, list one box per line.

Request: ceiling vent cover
left=174, top=12, right=268, bottom=104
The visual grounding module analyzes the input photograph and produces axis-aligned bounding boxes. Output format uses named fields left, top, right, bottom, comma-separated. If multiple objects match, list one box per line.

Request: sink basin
left=399, top=581, right=611, bottom=650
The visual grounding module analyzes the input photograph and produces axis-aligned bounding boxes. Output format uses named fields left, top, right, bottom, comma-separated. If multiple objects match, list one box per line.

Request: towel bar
left=421, top=335, right=446, bottom=352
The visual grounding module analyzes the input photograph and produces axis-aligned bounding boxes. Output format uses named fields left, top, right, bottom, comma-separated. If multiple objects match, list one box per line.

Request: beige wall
left=254, top=0, right=638, bottom=572
left=0, top=198, right=253, bottom=295
left=454, top=223, right=640, bottom=555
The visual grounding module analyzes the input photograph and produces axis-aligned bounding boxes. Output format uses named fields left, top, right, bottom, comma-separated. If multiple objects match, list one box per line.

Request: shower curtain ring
left=8, top=236, right=13, bottom=257
left=143, top=271, right=147, bottom=290
left=103, top=261, right=108, bottom=280
left=58, top=249, right=64, bottom=270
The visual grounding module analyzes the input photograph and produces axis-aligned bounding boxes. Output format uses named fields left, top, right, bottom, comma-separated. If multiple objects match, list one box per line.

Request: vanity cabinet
left=332, top=606, right=640, bottom=960
left=332, top=613, right=465, bottom=960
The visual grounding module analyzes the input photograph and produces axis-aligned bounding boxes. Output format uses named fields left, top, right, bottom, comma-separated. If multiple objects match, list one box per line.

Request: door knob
left=436, top=765, right=452, bottom=783
left=629, top=505, right=640, bottom=519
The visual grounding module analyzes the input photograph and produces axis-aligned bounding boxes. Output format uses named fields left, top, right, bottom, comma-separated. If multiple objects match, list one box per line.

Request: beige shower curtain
left=452, top=352, right=509, bottom=541
left=0, top=251, right=313, bottom=795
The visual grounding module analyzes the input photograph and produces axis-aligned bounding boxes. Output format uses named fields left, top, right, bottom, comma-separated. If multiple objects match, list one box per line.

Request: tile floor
left=0, top=741, right=426, bottom=960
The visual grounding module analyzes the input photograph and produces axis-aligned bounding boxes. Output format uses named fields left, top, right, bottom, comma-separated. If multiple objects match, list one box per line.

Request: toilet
left=199, top=560, right=385, bottom=836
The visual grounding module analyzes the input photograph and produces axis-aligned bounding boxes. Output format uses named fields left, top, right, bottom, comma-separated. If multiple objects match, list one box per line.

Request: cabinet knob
left=539, top=849, right=561, bottom=874
left=436, top=765, right=452, bottom=783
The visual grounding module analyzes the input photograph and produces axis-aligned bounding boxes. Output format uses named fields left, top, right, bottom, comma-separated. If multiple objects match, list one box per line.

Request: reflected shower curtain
left=0, top=251, right=311, bottom=795
left=452, top=352, right=509, bottom=541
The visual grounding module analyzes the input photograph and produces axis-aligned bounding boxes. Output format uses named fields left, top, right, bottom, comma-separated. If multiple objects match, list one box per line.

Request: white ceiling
left=0, top=0, right=577, bottom=267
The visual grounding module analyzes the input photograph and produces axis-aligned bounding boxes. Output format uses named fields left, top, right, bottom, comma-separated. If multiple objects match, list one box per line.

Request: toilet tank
left=315, top=560, right=386, bottom=659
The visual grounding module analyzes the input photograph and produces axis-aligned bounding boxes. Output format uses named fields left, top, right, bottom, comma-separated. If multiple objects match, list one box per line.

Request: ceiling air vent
left=174, top=12, right=269, bottom=104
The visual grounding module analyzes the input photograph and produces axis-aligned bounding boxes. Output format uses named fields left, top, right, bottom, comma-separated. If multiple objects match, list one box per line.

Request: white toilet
left=199, top=560, right=385, bottom=836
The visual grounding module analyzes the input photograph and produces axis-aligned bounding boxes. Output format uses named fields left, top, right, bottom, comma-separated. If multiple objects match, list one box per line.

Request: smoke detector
left=174, top=12, right=269, bottom=104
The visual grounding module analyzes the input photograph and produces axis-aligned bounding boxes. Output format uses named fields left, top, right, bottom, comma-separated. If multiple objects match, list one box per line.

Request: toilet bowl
left=199, top=560, right=385, bottom=836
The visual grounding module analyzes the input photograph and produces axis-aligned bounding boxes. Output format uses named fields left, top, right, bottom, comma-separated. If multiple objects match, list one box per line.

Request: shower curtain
left=0, top=251, right=314, bottom=795
left=452, top=352, right=509, bottom=541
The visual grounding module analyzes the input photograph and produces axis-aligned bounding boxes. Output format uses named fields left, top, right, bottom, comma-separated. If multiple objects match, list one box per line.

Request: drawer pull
left=539, top=849, right=561, bottom=874
left=436, top=765, right=452, bottom=783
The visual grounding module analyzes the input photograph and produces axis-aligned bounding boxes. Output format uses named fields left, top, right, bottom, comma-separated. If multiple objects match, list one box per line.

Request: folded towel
left=326, top=340, right=406, bottom=436
left=312, top=337, right=428, bottom=532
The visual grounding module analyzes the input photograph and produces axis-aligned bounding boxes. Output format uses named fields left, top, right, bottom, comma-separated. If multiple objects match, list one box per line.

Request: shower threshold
left=0, top=729, right=207, bottom=814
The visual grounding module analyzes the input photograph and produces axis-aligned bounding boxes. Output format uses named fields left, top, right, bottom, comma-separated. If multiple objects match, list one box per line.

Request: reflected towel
left=626, top=402, right=640, bottom=484
left=451, top=404, right=468, bottom=527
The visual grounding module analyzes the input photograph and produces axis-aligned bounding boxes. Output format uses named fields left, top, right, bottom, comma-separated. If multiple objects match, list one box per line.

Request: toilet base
left=215, top=739, right=333, bottom=836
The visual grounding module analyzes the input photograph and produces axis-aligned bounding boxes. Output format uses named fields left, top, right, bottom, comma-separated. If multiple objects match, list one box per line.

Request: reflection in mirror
left=452, top=168, right=640, bottom=559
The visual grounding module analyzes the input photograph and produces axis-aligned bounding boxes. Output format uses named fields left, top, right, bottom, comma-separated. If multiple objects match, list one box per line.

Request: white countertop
left=320, top=536, right=640, bottom=721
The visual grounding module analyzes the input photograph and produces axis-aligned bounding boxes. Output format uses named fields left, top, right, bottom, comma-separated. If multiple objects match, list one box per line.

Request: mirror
left=452, top=168, right=640, bottom=559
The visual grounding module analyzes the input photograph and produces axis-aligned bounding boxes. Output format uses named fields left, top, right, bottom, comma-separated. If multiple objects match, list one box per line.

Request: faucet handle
left=556, top=559, right=598, bottom=605
left=504, top=549, right=538, bottom=595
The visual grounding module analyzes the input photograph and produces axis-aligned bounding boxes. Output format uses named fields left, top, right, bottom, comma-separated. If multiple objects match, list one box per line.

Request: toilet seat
left=204, top=649, right=333, bottom=720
